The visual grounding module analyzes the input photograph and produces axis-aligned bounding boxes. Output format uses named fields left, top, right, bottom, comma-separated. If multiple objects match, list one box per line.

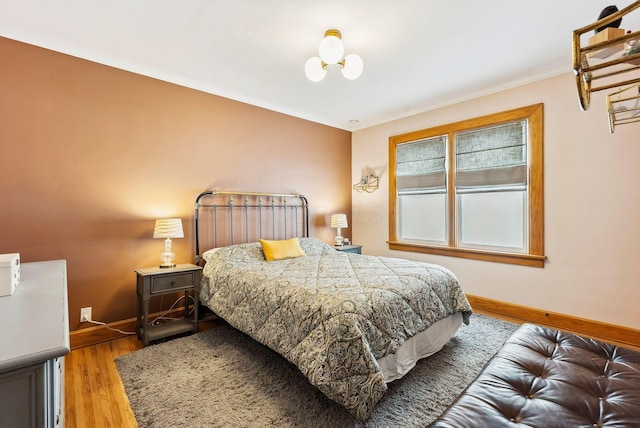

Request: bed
left=194, top=190, right=473, bottom=421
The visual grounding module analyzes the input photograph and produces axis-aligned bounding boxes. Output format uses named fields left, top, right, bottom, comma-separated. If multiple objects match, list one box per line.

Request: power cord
left=82, top=294, right=196, bottom=335
left=84, top=319, right=136, bottom=335
left=149, top=295, right=195, bottom=325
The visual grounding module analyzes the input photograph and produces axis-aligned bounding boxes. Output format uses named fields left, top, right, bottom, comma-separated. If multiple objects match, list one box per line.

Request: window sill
left=387, top=241, right=546, bottom=268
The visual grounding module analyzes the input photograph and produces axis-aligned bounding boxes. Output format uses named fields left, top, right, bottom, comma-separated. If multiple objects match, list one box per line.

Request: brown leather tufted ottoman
left=429, top=323, right=640, bottom=428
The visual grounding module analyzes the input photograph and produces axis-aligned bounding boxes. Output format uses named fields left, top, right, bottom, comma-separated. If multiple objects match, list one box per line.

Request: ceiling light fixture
left=305, top=29, right=364, bottom=82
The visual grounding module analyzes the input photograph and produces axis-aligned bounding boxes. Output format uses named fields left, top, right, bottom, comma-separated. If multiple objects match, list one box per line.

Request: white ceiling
left=1, top=1, right=637, bottom=130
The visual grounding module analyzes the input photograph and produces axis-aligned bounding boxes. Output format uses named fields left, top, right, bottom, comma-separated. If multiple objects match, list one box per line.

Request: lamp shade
left=330, top=214, right=348, bottom=229
left=153, top=218, right=184, bottom=239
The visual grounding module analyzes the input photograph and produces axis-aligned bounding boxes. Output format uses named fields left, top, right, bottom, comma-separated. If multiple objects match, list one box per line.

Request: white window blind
left=396, top=135, right=447, bottom=195
left=456, top=121, right=527, bottom=192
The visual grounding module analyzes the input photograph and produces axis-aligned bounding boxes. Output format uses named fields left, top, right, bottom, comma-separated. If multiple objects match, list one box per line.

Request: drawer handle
left=171, top=280, right=176, bottom=286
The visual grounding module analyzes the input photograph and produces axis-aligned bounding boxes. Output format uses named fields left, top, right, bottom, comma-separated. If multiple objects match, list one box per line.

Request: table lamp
left=153, top=218, right=184, bottom=268
left=330, top=214, right=348, bottom=246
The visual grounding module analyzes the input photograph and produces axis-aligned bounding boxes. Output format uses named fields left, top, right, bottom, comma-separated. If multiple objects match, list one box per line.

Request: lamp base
left=159, top=263, right=176, bottom=269
left=159, top=243, right=176, bottom=268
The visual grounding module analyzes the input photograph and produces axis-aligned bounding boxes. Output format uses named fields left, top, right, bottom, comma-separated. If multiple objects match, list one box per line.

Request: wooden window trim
left=389, top=104, right=545, bottom=267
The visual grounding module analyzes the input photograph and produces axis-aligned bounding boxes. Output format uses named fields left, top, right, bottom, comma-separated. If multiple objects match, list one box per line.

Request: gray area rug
left=116, top=314, right=518, bottom=427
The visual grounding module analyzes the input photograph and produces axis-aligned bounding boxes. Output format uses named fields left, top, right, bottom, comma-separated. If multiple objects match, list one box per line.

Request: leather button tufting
left=429, top=324, right=640, bottom=428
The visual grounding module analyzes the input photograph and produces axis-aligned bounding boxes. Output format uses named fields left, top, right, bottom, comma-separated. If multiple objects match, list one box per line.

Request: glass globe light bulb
left=304, top=56, right=327, bottom=82
left=304, top=57, right=327, bottom=82
left=319, top=35, right=344, bottom=65
left=341, top=54, right=364, bottom=80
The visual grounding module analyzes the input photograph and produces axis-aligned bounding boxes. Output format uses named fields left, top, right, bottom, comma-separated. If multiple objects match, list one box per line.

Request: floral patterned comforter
left=200, top=238, right=472, bottom=421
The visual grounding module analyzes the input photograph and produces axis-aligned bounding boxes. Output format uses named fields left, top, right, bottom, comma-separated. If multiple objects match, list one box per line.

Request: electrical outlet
left=80, top=307, right=92, bottom=323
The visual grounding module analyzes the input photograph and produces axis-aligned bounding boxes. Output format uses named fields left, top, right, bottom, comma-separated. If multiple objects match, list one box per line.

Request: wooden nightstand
left=334, top=244, right=363, bottom=254
left=135, top=264, right=203, bottom=346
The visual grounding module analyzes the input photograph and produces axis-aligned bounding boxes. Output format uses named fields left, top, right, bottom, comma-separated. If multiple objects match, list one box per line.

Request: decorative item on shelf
left=305, top=29, right=363, bottom=82
left=624, top=31, right=640, bottom=64
left=606, top=83, right=640, bottom=132
left=586, top=5, right=626, bottom=59
left=353, top=174, right=379, bottom=193
left=595, top=5, right=623, bottom=33
left=587, top=27, right=626, bottom=58
left=153, top=218, right=184, bottom=268
left=330, top=214, right=348, bottom=246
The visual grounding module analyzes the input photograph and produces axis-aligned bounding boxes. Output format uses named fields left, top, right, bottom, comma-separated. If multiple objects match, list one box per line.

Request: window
left=389, top=104, right=545, bottom=267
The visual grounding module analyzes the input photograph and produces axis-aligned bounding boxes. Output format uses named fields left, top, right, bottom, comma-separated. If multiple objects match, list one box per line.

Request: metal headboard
left=194, top=190, right=309, bottom=265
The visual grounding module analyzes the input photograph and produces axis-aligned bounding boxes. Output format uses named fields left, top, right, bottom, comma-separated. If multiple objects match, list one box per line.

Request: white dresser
left=0, top=260, right=70, bottom=428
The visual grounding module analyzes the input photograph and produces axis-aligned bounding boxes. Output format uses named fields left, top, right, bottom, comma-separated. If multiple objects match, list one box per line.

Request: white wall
left=352, top=72, right=640, bottom=330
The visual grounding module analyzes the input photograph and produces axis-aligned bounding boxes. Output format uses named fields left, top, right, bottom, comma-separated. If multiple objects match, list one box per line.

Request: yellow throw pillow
left=259, top=238, right=306, bottom=262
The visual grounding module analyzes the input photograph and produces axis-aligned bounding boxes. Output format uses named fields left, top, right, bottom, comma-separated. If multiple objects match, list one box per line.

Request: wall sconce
left=153, top=218, right=184, bottom=268
left=353, top=174, right=379, bottom=193
left=330, top=213, right=348, bottom=246
left=305, top=29, right=364, bottom=82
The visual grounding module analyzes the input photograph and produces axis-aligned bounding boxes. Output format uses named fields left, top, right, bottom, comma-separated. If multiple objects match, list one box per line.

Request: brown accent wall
left=0, top=37, right=352, bottom=331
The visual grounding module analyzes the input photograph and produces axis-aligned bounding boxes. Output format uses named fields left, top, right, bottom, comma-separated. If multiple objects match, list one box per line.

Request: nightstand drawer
left=150, top=272, right=194, bottom=293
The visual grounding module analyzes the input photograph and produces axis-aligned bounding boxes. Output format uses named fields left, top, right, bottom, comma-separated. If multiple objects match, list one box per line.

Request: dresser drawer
left=150, top=272, right=194, bottom=293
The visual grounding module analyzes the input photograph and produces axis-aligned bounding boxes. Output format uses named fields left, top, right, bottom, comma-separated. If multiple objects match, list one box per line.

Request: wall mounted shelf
left=572, top=1, right=640, bottom=132
left=353, top=174, right=379, bottom=193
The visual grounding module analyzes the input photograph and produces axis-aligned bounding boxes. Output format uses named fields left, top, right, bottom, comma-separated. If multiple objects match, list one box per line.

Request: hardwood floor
left=64, top=318, right=220, bottom=428
left=65, top=334, right=141, bottom=428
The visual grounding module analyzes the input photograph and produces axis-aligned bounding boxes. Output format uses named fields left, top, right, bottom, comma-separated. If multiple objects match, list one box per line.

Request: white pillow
left=202, top=247, right=222, bottom=262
